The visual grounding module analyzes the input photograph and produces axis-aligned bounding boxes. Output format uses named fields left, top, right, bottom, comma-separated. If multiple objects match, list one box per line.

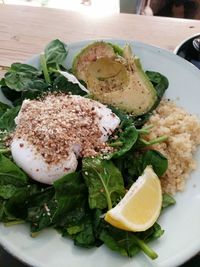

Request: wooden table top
left=0, top=4, right=200, bottom=69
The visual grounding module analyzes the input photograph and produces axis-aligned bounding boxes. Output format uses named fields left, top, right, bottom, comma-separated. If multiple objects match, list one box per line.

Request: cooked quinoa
left=144, top=99, right=200, bottom=194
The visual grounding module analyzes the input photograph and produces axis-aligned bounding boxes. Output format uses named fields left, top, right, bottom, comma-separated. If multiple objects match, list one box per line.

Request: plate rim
left=0, top=38, right=200, bottom=267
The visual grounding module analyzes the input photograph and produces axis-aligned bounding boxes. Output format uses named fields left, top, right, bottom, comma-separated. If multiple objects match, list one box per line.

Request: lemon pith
left=105, top=165, right=162, bottom=232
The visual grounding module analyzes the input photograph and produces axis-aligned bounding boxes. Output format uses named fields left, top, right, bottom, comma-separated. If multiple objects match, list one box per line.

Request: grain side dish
left=0, top=39, right=199, bottom=261
left=144, top=100, right=200, bottom=194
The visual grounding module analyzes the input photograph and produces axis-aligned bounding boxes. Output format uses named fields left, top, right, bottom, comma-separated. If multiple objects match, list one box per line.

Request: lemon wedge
left=105, top=165, right=162, bottom=232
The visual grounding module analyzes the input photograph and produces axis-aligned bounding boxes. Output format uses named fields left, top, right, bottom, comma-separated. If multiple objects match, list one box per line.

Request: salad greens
left=0, top=39, right=175, bottom=260
left=82, top=157, right=125, bottom=210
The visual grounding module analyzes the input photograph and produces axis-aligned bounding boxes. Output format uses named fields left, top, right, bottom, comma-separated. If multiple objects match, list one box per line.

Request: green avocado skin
left=73, top=41, right=157, bottom=116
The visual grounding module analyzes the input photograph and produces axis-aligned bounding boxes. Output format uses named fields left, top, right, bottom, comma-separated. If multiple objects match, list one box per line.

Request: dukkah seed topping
left=12, top=93, right=114, bottom=164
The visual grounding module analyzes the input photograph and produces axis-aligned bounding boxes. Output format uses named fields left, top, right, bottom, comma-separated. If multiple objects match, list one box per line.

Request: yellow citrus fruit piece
left=105, top=165, right=162, bottom=232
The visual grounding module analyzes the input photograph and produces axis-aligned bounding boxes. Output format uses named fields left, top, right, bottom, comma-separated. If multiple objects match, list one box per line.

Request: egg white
left=11, top=138, right=78, bottom=184
left=11, top=96, right=120, bottom=184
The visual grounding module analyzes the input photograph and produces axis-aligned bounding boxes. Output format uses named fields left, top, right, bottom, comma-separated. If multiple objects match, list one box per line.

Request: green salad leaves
left=0, top=39, right=176, bottom=260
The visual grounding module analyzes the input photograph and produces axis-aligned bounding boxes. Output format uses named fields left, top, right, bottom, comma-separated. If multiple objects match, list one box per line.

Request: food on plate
left=11, top=94, right=120, bottom=184
left=73, top=42, right=157, bottom=115
left=72, top=41, right=119, bottom=81
left=143, top=99, right=200, bottom=194
left=105, top=166, right=162, bottom=233
left=0, top=39, right=199, bottom=261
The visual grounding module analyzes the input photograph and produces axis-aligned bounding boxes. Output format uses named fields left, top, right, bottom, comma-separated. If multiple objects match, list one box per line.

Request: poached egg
left=11, top=94, right=120, bottom=184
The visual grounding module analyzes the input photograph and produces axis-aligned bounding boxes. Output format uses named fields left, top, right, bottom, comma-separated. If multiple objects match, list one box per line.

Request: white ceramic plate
left=1, top=39, right=200, bottom=267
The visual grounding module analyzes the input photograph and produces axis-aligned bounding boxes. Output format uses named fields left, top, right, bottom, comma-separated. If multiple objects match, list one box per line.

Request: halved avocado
left=73, top=42, right=157, bottom=115
left=72, top=42, right=117, bottom=81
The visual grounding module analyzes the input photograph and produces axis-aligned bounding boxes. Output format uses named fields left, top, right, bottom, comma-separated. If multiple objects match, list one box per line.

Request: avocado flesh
left=86, top=56, right=157, bottom=115
left=86, top=58, right=129, bottom=93
left=72, top=42, right=116, bottom=81
left=87, top=58, right=124, bottom=80
left=73, top=42, right=157, bottom=115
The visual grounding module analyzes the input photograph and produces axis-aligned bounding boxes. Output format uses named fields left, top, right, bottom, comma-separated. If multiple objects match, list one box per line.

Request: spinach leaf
left=0, top=154, right=28, bottom=186
left=60, top=211, right=96, bottom=248
left=73, top=214, right=96, bottom=248
left=99, top=222, right=159, bottom=259
left=137, top=222, right=164, bottom=243
left=59, top=208, right=86, bottom=236
left=132, top=112, right=152, bottom=128
left=133, top=71, right=168, bottom=128
left=125, top=149, right=168, bottom=179
left=162, top=193, right=176, bottom=209
left=53, top=172, right=97, bottom=248
left=99, top=225, right=140, bottom=257
left=5, top=184, right=39, bottom=220
left=1, top=86, right=22, bottom=106
left=108, top=105, right=131, bottom=122
left=82, top=157, right=125, bottom=210
left=0, top=198, right=5, bottom=221
left=53, top=172, right=87, bottom=225
left=109, top=119, right=138, bottom=158
left=0, top=185, right=18, bottom=199
left=114, top=149, right=168, bottom=188
left=44, top=39, right=68, bottom=65
left=0, top=102, right=10, bottom=117
left=4, top=63, right=41, bottom=92
left=146, top=71, right=168, bottom=109
left=0, top=106, right=20, bottom=132
left=21, top=79, right=50, bottom=100
left=52, top=75, right=87, bottom=96
left=142, top=150, right=168, bottom=177
left=27, top=187, right=56, bottom=233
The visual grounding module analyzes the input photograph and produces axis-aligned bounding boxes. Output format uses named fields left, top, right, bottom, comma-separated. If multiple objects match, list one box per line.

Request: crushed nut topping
left=12, top=93, right=114, bottom=164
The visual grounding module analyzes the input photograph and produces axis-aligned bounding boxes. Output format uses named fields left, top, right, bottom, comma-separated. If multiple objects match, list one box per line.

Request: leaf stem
left=31, top=232, right=40, bottom=238
left=4, top=220, right=25, bottom=227
left=98, top=173, right=113, bottom=210
left=140, top=135, right=168, bottom=146
left=137, top=124, right=154, bottom=134
left=109, top=141, right=123, bottom=147
left=94, top=168, right=113, bottom=210
left=133, top=235, right=158, bottom=260
left=40, top=53, right=51, bottom=84
left=0, top=148, right=10, bottom=153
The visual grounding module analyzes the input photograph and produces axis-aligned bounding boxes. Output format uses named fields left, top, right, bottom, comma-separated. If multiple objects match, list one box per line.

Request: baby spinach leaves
left=0, top=105, right=20, bottom=132
left=133, top=71, right=169, bottom=128
left=109, top=119, right=138, bottom=159
left=0, top=185, right=18, bottom=199
left=0, top=154, right=27, bottom=186
left=0, top=102, right=10, bottom=117
left=98, top=221, right=163, bottom=259
left=52, top=75, right=87, bottom=96
left=142, top=150, right=168, bottom=177
left=0, top=39, right=86, bottom=104
left=4, top=63, right=42, bottom=92
left=82, top=157, right=125, bottom=210
left=53, top=172, right=87, bottom=225
left=44, top=39, right=68, bottom=66
left=162, top=193, right=176, bottom=209
left=146, top=71, right=168, bottom=105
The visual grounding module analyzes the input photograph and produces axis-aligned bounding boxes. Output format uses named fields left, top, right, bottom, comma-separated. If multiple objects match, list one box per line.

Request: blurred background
left=1, top=0, right=200, bottom=19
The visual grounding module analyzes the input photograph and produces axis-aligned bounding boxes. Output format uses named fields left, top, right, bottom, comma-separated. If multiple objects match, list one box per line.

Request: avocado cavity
left=73, top=42, right=157, bottom=116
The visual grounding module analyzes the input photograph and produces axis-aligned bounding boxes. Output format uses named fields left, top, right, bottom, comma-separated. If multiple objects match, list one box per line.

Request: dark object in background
left=175, top=34, right=200, bottom=69
left=0, top=245, right=28, bottom=267
left=153, top=0, right=199, bottom=19
left=119, top=0, right=144, bottom=14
